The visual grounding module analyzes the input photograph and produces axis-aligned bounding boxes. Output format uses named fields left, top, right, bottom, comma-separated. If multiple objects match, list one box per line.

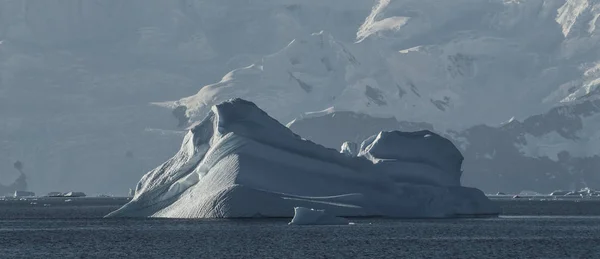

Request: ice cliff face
left=108, top=99, right=497, bottom=218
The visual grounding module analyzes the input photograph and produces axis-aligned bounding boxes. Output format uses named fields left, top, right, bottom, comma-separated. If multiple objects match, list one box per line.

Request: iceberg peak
left=108, top=99, right=498, bottom=219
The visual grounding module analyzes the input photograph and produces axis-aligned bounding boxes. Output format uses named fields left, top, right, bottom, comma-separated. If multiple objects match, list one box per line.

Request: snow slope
left=172, top=0, right=600, bottom=130
left=107, top=99, right=497, bottom=218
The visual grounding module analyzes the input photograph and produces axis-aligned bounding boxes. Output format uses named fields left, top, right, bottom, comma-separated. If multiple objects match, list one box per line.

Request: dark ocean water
left=1, top=198, right=599, bottom=259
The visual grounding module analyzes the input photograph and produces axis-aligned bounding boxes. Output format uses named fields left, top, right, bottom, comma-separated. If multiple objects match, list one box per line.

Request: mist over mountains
left=1, top=0, right=599, bottom=194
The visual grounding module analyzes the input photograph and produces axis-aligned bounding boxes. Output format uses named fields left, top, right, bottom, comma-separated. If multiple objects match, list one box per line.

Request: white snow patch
left=556, top=0, right=590, bottom=37
left=503, top=117, right=517, bottom=125
left=589, top=12, right=600, bottom=34
left=303, top=107, right=337, bottom=119
left=357, top=0, right=410, bottom=42
left=340, top=141, right=359, bottom=157
left=399, top=46, right=423, bottom=54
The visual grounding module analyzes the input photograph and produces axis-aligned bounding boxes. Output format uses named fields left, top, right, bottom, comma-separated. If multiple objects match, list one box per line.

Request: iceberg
left=107, top=99, right=498, bottom=219
left=289, top=207, right=349, bottom=225
left=13, top=191, right=35, bottom=198
left=46, top=192, right=63, bottom=197
left=562, top=188, right=600, bottom=197
left=63, top=192, right=87, bottom=198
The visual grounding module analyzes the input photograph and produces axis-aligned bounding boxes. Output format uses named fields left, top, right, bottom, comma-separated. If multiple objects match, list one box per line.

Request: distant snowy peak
left=356, top=0, right=410, bottom=42
left=174, top=31, right=356, bottom=122
left=356, top=0, right=600, bottom=122
left=170, top=31, right=447, bottom=125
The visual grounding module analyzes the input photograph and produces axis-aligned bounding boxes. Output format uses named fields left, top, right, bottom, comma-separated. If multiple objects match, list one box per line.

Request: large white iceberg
left=107, top=99, right=498, bottom=218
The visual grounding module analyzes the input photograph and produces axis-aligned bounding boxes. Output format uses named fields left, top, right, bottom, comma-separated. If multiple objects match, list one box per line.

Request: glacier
left=107, top=99, right=498, bottom=218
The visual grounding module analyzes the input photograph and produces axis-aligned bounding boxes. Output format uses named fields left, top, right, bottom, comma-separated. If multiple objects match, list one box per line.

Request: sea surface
left=1, top=197, right=599, bottom=259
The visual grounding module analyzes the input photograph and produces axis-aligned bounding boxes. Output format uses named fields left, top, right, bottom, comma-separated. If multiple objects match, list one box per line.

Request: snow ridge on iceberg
left=107, top=99, right=498, bottom=218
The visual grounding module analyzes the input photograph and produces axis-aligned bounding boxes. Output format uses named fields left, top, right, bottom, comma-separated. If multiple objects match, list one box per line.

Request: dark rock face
left=172, top=106, right=189, bottom=128
left=288, top=99, right=600, bottom=194
left=365, top=85, right=387, bottom=106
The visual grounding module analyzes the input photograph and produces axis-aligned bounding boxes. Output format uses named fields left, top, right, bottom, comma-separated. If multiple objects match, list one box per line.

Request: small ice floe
left=288, top=207, right=350, bottom=225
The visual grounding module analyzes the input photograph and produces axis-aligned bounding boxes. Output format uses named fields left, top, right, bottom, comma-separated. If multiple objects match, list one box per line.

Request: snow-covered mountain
left=288, top=97, right=600, bottom=193
left=174, top=0, right=600, bottom=130
left=1, top=0, right=600, bottom=194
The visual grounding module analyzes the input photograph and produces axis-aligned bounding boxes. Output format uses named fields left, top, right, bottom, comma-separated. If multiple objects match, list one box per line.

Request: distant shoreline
left=2, top=197, right=600, bottom=220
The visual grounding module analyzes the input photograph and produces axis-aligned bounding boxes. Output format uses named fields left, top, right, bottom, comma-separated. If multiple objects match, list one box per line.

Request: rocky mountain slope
left=288, top=95, right=600, bottom=193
